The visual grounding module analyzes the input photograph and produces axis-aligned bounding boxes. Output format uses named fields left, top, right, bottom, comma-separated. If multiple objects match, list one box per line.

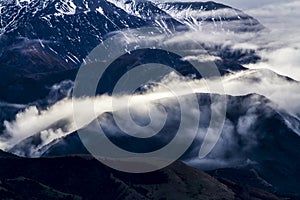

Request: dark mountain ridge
left=0, top=150, right=292, bottom=200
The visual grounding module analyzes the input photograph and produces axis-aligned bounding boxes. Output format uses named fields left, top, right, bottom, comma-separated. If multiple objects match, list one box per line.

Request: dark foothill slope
left=0, top=151, right=287, bottom=200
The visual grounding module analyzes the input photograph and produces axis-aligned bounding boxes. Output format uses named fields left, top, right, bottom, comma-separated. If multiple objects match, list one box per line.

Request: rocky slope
left=0, top=150, right=290, bottom=200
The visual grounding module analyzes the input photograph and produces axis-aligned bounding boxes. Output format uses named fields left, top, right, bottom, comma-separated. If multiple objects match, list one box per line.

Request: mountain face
left=0, top=0, right=146, bottom=65
left=0, top=0, right=260, bottom=103
left=0, top=0, right=147, bottom=103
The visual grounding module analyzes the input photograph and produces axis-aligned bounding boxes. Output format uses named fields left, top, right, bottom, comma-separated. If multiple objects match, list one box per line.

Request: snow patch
left=55, top=0, right=77, bottom=15
left=16, top=0, right=31, bottom=6
left=96, top=7, right=104, bottom=15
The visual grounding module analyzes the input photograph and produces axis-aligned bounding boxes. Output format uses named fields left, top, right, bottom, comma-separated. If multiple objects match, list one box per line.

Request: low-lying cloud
left=2, top=68, right=300, bottom=158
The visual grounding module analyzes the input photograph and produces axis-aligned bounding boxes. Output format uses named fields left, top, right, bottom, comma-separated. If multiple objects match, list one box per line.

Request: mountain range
left=0, top=0, right=300, bottom=199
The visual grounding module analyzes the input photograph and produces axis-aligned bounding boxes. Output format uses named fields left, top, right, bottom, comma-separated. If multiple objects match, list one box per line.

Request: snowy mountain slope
left=107, top=0, right=264, bottom=32
left=157, top=1, right=264, bottom=32
left=0, top=0, right=147, bottom=65
left=0, top=0, right=264, bottom=104
left=0, top=0, right=261, bottom=66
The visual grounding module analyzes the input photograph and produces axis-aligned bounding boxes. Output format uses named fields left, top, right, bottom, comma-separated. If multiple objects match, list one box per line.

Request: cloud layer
left=2, top=68, right=300, bottom=157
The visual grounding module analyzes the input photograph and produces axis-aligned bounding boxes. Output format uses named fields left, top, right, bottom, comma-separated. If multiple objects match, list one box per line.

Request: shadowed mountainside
left=0, top=150, right=291, bottom=200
